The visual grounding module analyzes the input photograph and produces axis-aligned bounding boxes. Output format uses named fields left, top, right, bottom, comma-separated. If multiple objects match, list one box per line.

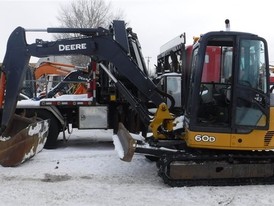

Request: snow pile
left=130, top=133, right=144, bottom=141
left=173, top=115, right=184, bottom=130
left=0, top=136, right=11, bottom=141
left=112, top=134, right=124, bottom=159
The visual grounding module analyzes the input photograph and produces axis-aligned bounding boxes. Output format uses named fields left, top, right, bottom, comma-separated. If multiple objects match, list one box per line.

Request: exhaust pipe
left=225, top=19, right=230, bottom=31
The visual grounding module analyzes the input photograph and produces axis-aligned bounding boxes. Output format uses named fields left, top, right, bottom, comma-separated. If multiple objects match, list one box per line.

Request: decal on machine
left=194, top=134, right=216, bottom=143
left=58, top=43, right=87, bottom=51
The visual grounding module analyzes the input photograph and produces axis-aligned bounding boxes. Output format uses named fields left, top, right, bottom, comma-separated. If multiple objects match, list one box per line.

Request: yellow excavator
left=2, top=19, right=274, bottom=187
left=116, top=20, right=274, bottom=186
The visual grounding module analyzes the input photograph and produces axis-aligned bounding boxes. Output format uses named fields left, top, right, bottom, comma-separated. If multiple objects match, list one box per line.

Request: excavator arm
left=0, top=26, right=51, bottom=167
left=1, top=21, right=164, bottom=133
left=0, top=21, right=168, bottom=166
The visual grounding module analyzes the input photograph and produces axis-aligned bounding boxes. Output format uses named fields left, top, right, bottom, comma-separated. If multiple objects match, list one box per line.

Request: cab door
left=232, top=39, right=270, bottom=132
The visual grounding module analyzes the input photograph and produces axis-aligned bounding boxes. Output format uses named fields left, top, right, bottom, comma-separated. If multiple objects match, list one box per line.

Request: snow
left=112, top=134, right=124, bottom=159
left=17, top=94, right=93, bottom=107
left=1, top=129, right=274, bottom=206
left=43, top=94, right=90, bottom=101
left=0, top=136, right=11, bottom=141
left=28, top=122, right=43, bottom=136
left=173, top=115, right=184, bottom=130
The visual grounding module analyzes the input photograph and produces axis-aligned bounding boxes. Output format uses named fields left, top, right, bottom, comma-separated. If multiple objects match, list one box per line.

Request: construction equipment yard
left=2, top=0, right=274, bottom=205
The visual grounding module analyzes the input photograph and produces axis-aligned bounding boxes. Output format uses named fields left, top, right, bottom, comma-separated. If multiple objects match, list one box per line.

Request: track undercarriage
left=158, top=150, right=274, bottom=187
left=116, top=123, right=274, bottom=187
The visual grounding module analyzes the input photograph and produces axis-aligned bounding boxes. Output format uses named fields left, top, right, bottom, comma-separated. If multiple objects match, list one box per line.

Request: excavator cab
left=184, top=32, right=270, bottom=150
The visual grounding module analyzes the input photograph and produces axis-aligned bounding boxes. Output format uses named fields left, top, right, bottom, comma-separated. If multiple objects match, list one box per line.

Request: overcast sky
left=1, top=0, right=274, bottom=68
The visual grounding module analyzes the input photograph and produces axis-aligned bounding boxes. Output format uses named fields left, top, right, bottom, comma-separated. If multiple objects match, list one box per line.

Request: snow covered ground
left=1, top=129, right=274, bottom=206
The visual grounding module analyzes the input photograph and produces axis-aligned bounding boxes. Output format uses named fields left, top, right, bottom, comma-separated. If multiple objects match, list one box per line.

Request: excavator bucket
left=0, top=27, right=50, bottom=167
left=114, top=123, right=137, bottom=162
left=0, top=115, right=49, bottom=167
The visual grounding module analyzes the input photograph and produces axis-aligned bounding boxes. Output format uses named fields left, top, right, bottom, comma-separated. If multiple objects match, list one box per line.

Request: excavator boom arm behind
left=1, top=20, right=163, bottom=132
left=34, top=62, right=77, bottom=80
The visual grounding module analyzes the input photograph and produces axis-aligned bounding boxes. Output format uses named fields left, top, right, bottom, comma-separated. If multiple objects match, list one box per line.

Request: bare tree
left=56, top=0, right=125, bottom=66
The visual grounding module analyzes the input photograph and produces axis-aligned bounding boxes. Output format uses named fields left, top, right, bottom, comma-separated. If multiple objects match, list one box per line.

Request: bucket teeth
left=115, top=123, right=137, bottom=162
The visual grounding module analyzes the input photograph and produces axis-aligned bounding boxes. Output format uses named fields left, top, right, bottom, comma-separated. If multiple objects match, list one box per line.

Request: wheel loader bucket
left=113, top=123, right=137, bottom=162
left=0, top=115, right=49, bottom=167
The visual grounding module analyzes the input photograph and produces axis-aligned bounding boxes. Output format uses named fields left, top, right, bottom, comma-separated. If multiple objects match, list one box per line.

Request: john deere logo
left=58, top=43, right=87, bottom=51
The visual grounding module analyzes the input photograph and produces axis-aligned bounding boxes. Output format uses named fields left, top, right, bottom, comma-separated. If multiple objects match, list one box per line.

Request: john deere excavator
left=116, top=20, right=274, bottom=186
left=2, top=19, right=274, bottom=187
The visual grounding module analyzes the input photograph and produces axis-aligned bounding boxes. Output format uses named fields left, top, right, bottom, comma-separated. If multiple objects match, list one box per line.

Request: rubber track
left=157, top=149, right=274, bottom=187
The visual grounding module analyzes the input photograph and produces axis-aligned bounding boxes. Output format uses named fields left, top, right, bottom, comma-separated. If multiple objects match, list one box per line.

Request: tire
left=36, top=110, right=61, bottom=149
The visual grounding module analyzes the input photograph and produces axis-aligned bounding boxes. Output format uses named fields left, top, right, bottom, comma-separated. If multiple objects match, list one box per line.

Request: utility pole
left=146, top=56, right=151, bottom=70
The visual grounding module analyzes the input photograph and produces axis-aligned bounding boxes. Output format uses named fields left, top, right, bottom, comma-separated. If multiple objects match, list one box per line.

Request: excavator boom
left=1, top=21, right=164, bottom=129
left=0, top=20, right=164, bottom=166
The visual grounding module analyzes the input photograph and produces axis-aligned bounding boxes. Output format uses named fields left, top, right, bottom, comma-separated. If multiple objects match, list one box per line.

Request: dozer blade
left=113, top=123, right=137, bottom=162
left=0, top=115, right=49, bottom=167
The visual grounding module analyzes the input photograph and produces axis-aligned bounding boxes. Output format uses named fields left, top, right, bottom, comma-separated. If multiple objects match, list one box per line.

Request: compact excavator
left=116, top=20, right=274, bottom=186
left=2, top=19, right=274, bottom=187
